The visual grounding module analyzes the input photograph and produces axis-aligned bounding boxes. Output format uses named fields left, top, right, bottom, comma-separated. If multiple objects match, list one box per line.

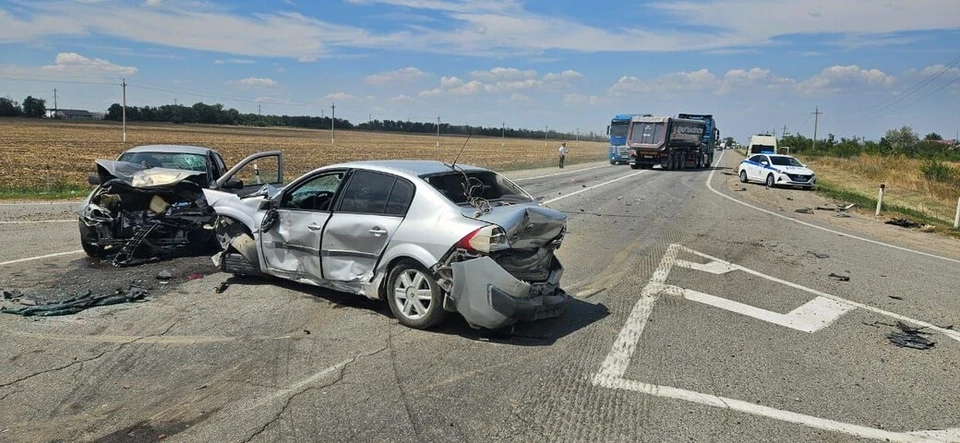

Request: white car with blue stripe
left=737, top=153, right=816, bottom=189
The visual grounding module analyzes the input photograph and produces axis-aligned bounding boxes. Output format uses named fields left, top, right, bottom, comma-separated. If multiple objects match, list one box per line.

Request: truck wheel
left=630, top=163, right=640, bottom=170
left=678, top=152, right=686, bottom=170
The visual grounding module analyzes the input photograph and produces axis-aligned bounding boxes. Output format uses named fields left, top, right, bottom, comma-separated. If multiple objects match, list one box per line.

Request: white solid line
left=512, top=164, right=608, bottom=181
left=0, top=200, right=82, bottom=206
left=0, top=219, right=75, bottom=225
left=0, top=250, right=85, bottom=266
left=543, top=171, right=645, bottom=205
left=706, top=151, right=960, bottom=265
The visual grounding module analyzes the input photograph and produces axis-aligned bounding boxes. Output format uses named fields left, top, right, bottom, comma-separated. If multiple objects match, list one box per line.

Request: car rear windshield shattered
left=423, top=171, right=532, bottom=205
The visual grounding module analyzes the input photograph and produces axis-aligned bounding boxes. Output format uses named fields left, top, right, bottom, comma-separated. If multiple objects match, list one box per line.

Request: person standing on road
left=558, top=141, right=567, bottom=168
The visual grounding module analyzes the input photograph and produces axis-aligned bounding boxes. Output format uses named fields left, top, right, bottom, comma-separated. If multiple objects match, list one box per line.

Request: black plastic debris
left=807, top=251, right=830, bottom=259
left=0, top=287, right=148, bottom=317
left=2, top=289, right=23, bottom=300
left=795, top=208, right=814, bottom=214
left=828, top=273, right=850, bottom=281
left=834, top=213, right=852, bottom=218
left=885, top=218, right=922, bottom=229
left=215, top=281, right=230, bottom=294
left=888, top=295, right=904, bottom=300
left=887, top=321, right=935, bottom=350
left=735, top=187, right=747, bottom=191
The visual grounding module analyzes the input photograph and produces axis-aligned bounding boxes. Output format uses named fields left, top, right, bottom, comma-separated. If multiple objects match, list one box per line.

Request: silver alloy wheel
left=392, top=268, right=434, bottom=320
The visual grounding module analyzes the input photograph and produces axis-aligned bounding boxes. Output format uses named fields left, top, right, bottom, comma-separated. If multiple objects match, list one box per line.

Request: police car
left=736, top=153, right=816, bottom=189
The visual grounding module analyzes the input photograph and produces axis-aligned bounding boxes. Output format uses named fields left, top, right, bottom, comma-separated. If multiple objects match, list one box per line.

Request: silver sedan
left=203, top=160, right=569, bottom=330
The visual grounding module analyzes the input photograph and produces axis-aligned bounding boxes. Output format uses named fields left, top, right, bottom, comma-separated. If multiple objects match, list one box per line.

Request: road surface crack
left=0, top=321, right=179, bottom=389
left=387, top=327, right=421, bottom=440
left=240, top=345, right=387, bottom=443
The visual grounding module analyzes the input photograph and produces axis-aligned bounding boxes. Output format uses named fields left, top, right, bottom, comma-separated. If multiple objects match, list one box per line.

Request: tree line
left=1, top=94, right=603, bottom=142
left=781, top=126, right=960, bottom=162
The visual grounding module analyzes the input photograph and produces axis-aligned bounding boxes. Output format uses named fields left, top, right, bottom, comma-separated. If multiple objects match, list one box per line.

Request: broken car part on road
left=205, top=160, right=569, bottom=331
left=1, top=286, right=148, bottom=317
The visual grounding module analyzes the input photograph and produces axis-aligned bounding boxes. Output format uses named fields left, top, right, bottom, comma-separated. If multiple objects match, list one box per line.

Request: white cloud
left=38, top=52, right=137, bottom=76
left=543, top=70, right=585, bottom=83
left=718, top=68, right=795, bottom=95
left=230, top=77, right=277, bottom=87
left=144, top=0, right=162, bottom=6
left=470, top=67, right=537, bottom=81
left=610, top=69, right=719, bottom=96
left=389, top=94, right=419, bottom=103
left=796, top=65, right=895, bottom=95
left=214, top=59, right=255, bottom=65
left=321, top=92, right=372, bottom=102
left=510, top=93, right=532, bottom=103
left=562, top=93, right=607, bottom=106
left=364, top=66, right=426, bottom=85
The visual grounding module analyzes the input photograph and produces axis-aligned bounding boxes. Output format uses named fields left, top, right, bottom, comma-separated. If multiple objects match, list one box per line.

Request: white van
left=748, top=135, right=777, bottom=154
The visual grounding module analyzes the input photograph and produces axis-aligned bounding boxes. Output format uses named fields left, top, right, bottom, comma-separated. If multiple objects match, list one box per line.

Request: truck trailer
left=607, top=113, right=649, bottom=164
left=626, top=116, right=711, bottom=170
left=677, top=113, right=718, bottom=163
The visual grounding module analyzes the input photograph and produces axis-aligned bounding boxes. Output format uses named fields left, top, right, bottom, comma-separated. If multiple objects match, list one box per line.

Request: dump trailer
left=677, top=113, right=718, bottom=164
left=626, top=116, right=711, bottom=170
left=607, top=113, right=649, bottom=164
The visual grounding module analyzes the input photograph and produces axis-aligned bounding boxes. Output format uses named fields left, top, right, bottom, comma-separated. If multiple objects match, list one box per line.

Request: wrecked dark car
left=203, top=160, right=569, bottom=330
left=77, top=145, right=282, bottom=266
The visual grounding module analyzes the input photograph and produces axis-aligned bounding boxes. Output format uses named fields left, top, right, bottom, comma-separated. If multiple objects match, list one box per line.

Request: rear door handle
left=369, top=227, right=387, bottom=236
left=308, top=223, right=323, bottom=231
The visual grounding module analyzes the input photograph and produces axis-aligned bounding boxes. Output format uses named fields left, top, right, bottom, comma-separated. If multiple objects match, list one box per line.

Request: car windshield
left=423, top=170, right=532, bottom=205
left=118, top=152, right=209, bottom=172
left=770, top=156, right=804, bottom=167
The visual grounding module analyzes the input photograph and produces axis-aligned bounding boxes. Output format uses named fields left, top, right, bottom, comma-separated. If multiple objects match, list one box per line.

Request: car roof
left=323, top=160, right=488, bottom=178
left=123, top=144, right=217, bottom=156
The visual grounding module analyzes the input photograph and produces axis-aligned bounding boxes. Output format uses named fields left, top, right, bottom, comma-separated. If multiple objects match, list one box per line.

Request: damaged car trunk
left=78, top=160, right=216, bottom=267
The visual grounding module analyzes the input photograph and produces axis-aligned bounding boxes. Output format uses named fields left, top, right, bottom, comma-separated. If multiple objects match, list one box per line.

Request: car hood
left=95, top=160, right=206, bottom=189
left=461, top=204, right=566, bottom=249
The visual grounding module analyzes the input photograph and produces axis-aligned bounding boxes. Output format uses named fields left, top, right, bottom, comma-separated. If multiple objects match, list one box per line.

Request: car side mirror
left=222, top=178, right=243, bottom=189
left=87, top=173, right=100, bottom=186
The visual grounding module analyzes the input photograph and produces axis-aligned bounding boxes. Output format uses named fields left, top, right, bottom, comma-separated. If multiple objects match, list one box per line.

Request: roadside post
left=45, top=165, right=51, bottom=194
left=875, top=183, right=885, bottom=216
left=954, top=196, right=959, bottom=229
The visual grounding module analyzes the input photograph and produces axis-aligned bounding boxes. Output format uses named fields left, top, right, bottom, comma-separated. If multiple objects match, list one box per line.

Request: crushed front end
left=78, top=161, right=215, bottom=266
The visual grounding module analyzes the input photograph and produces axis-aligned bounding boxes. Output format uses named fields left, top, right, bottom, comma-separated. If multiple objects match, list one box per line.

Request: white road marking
left=0, top=200, right=82, bottom=206
left=543, top=171, right=645, bottom=205
left=593, top=244, right=960, bottom=442
left=707, top=151, right=960, bottom=265
left=0, top=219, right=75, bottom=225
left=512, top=164, right=608, bottom=181
left=0, top=250, right=85, bottom=267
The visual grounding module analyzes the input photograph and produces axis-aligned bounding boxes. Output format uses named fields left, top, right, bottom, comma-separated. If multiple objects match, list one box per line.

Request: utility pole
left=53, top=88, right=57, bottom=115
left=782, top=125, right=788, bottom=137
left=501, top=121, right=505, bottom=149
left=576, top=127, right=580, bottom=146
left=544, top=125, right=548, bottom=147
left=258, top=104, right=261, bottom=116
left=174, top=98, right=177, bottom=106
left=331, top=103, right=336, bottom=143
left=436, top=115, right=441, bottom=148
left=121, top=78, right=127, bottom=143
left=811, top=106, right=822, bottom=151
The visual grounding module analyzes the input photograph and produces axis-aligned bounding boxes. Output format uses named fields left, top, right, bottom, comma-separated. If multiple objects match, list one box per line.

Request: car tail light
left=456, top=225, right=507, bottom=253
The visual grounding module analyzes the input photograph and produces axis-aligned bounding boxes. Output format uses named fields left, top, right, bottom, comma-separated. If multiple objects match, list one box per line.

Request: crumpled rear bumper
left=450, top=256, right=567, bottom=330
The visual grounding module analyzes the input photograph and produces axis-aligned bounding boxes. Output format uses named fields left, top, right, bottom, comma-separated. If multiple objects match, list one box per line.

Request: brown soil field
left=0, top=118, right=607, bottom=189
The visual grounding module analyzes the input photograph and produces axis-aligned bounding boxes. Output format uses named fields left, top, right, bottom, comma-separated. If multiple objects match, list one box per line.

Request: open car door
left=214, top=151, right=284, bottom=196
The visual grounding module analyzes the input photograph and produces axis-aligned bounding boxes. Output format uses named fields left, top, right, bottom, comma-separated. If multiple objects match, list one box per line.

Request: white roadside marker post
left=875, top=183, right=885, bottom=216
left=954, top=196, right=959, bottom=229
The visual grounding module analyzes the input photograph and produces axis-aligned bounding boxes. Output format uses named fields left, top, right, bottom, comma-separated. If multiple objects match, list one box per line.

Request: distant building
left=51, top=109, right=97, bottom=119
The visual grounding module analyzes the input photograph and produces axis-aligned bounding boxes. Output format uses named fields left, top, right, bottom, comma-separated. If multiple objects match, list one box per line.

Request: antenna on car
left=446, top=133, right=472, bottom=171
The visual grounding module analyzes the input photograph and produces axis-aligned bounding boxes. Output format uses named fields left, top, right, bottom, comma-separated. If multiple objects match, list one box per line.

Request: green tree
left=884, top=126, right=919, bottom=155
left=0, top=96, right=21, bottom=116
left=21, top=96, right=46, bottom=118
left=924, top=132, right=942, bottom=141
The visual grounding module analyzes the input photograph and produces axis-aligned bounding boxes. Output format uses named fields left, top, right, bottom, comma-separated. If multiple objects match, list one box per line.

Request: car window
left=748, top=155, right=765, bottom=163
left=232, top=155, right=282, bottom=186
left=423, top=170, right=532, bottom=205
left=770, top=156, right=804, bottom=167
left=280, top=172, right=344, bottom=211
left=338, top=170, right=396, bottom=214
left=211, top=153, right=227, bottom=179
left=384, top=178, right=415, bottom=216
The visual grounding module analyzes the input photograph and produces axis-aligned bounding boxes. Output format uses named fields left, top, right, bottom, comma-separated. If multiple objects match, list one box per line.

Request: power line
left=868, top=75, right=960, bottom=120
left=851, top=51, right=960, bottom=117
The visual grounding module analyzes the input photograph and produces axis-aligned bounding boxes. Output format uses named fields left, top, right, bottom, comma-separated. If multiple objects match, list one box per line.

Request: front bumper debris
left=450, top=255, right=567, bottom=330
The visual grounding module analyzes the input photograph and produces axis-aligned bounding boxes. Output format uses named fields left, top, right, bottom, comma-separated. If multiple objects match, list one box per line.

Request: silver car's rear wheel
left=387, top=261, right=447, bottom=329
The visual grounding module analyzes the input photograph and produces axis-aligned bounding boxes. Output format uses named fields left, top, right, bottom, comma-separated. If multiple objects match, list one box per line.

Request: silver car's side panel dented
left=320, top=213, right=402, bottom=282
left=451, top=256, right=566, bottom=330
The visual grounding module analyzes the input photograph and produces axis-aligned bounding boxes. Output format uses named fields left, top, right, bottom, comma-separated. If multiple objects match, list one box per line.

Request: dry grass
left=0, top=118, right=606, bottom=189
left=801, top=153, right=960, bottom=222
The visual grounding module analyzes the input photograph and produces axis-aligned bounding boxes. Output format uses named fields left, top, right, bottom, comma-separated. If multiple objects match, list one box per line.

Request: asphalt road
left=2, top=154, right=960, bottom=442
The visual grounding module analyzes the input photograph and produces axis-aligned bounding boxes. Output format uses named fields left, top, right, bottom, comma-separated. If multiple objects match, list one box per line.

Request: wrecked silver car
left=78, top=145, right=282, bottom=266
left=205, top=160, right=568, bottom=330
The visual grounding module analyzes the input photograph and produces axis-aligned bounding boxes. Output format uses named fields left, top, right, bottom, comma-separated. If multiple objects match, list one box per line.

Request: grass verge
left=0, top=183, right=89, bottom=202
left=816, top=180, right=960, bottom=238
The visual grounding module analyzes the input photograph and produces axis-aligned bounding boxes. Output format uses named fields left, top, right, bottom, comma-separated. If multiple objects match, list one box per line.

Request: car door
left=259, top=170, right=346, bottom=282
left=321, top=169, right=414, bottom=282
left=743, top=155, right=760, bottom=180
left=214, top=150, right=284, bottom=196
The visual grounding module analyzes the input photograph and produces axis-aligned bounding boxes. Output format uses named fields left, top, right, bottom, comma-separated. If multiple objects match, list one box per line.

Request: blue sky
left=1, top=0, right=959, bottom=142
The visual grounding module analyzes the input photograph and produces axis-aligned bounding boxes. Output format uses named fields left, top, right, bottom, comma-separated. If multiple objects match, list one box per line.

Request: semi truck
left=677, top=113, right=718, bottom=163
left=607, top=113, right=650, bottom=164
left=626, top=115, right=711, bottom=170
